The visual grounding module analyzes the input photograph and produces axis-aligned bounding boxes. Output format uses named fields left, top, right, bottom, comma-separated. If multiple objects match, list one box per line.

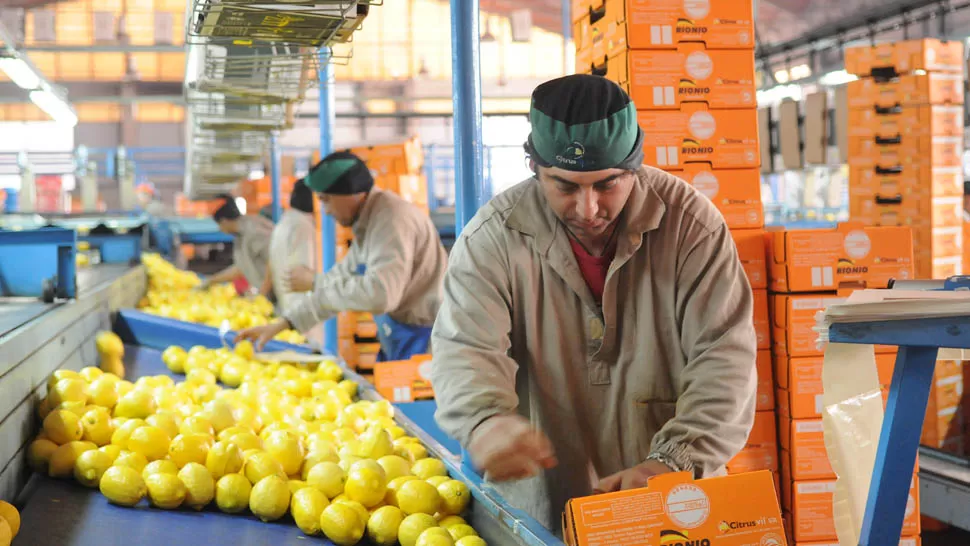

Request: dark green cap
left=525, top=74, right=644, bottom=172
left=305, top=151, right=374, bottom=195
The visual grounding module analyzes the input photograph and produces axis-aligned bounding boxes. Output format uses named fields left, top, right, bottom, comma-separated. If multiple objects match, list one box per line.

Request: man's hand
left=467, top=415, right=557, bottom=482
left=286, top=265, right=315, bottom=292
left=593, top=459, right=675, bottom=494
left=235, top=319, right=289, bottom=350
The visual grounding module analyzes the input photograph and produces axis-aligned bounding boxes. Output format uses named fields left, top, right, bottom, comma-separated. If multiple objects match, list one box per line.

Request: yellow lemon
left=113, top=450, right=148, bottom=473
left=215, top=473, right=252, bottom=513
left=201, top=400, right=236, bottom=433
left=99, top=465, right=146, bottom=506
left=54, top=401, right=88, bottom=418
left=338, top=380, right=358, bottom=399
left=95, top=331, right=125, bottom=358
left=319, top=502, right=365, bottom=546
left=48, top=378, right=89, bottom=408
left=437, top=480, right=470, bottom=516
left=48, top=441, right=95, bottom=478
left=367, top=505, right=405, bottom=546
left=142, top=459, right=179, bottom=480
left=288, top=479, right=309, bottom=495
left=378, top=455, right=412, bottom=481
left=186, top=368, right=216, bottom=386
left=234, top=340, right=255, bottom=360
left=114, top=380, right=134, bottom=398
left=46, top=369, right=81, bottom=393
left=397, top=442, right=429, bottom=463
left=386, top=475, right=420, bottom=507
left=345, top=460, right=387, bottom=508
left=306, top=461, right=346, bottom=499
left=0, top=500, right=20, bottom=538
left=178, top=462, right=215, bottom=510
left=113, top=390, right=156, bottom=419
left=206, top=441, right=244, bottom=479
left=127, top=425, right=171, bottom=462
left=456, top=537, right=487, bottom=546
left=27, top=437, right=58, bottom=473
left=146, top=473, right=187, bottom=509
left=73, top=449, right=113, bottom=487
left=97, top=445, right=122, bottom=463
left=43, top=410, right=84, bottom=445
left=78, top=366, right=104, bottom=383
left=244, top=451, right=287, bottom=485
left=411, top=458, right=447, bottom=480
left=398, top=513, right=439, bottom=546
left=249, top=475, right=290, bottom=522
left=110, top=418, right=146, bottom=448
left=291, top=486, right=329, bottom=535
left=448, top=524, right=478, bottom=541
left=146, top=412, right=180, bottom=439
left=217, top=426, right=251, bottom=442
left=179, top=416, right=215, bottom=437
left=335, top=498, right=369, bottom=528
left=168, top=433, right=212, bottom=468
left=396, top=479, right=441, bottom=516
left=426, top=476, right=450, bottom=488
left=226, top=431, right=262, bottom=452
left=263, top=430, right=305, bottom=476
left=301, top=449, right=339, bottom=480
left=79, top=408, right=113, bottom=447
left=162, top=346, right=188, bottom=374
left=416, top=528, right=456, bottom=546
left=437, top=515, right=467, bottom=529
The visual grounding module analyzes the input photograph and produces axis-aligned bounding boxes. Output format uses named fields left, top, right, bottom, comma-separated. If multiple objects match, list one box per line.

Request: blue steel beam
left=450, top=0, right=485, bottom=235
left=269, top=132, right=283, bottom=223
left=319, top=48, right=337, bottom=355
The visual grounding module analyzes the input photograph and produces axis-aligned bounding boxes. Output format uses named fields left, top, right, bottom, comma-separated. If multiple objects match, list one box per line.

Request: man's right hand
left=467, top=415, right=557, bottom=482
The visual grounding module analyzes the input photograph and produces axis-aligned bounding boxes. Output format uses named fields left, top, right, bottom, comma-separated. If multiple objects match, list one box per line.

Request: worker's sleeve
left=649, top=224, right=758, bottom=477
left=284, top=214, right=414, bottom=332
left=430, top=225, right=519, bottom=448
left=283, top=243, right=356, bottom=332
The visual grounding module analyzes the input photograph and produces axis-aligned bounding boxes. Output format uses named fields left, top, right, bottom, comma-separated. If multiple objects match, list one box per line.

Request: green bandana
left=305, top=152, right=374, bottom=194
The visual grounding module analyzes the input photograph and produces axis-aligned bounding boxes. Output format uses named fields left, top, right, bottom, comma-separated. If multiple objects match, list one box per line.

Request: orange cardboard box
left=771, top=294, right=844, bottom=358
left=914, top=254, right=963, bottom=279
left=754, top=288, right=769, bottom=350
left=731, top=229, right=768, bottom=289
left=849, top=195, right=963, bottom=229
left=910, top=225, right=962, bottom=256
left=562, top=470, right=786, bottom=546
left=571, top=0, right=590, bottom=23
left=373, top=355, right=433, bottom=402
left=779, top=419, right=833, bottom=481
left=846, top=73, right=964, bottom=108
left=849, top=164, right=963, bottom=198
left=593, top=47, right=756, bottom=110
left=726, top=410, right=778, bottom=473
left=669, top=167, right=764, bottom=230
left=756, top=349, right=774, bottom=411
left=844, top=38, right=964, bottom=76
left=585, top=0, right=755, bottom=60
left=575, top=42, right=593, bottom=75
left=847, top=135, right=962, bottom=168
left=639, top=106, right=760, bottom=170
left=337, top=311, right=358, bottom=338
left=766, top=224, right=914, bottom=293
left=776, top=352, right=898, bottom=419
left=848, top=105, right=964, bottom=138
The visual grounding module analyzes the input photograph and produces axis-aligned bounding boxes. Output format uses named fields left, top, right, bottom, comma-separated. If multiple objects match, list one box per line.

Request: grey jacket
left=234, top=214, right=274, bottom=290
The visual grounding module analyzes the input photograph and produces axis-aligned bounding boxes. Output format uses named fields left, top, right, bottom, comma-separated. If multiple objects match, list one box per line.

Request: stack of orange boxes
left=573, top=0, right=773, bottom=486
left=921, top=357, right=966, bottom=455
left=325, top=137, right=429, bottom=375
left=766, top=223, right=919, bottom=545
left=843, top=38, right=965, bottom=280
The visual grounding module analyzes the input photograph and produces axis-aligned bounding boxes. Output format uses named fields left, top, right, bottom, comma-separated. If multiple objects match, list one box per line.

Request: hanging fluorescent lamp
left=819, top=69, right=859, bottom=86
left=0, top=56, right=41, bottom=90
left=29, top=88, right=78, bottom=128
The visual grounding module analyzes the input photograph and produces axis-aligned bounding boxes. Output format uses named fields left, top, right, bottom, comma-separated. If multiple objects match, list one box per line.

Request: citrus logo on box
left=675, top=19, right=708, bottom=34
left=659, top=529, right=710, bottom=546
left=681, top=139, right=714, bottom=155
left=836, top=258, right=868, bottom=275
left=678, top=79, right=711, bottom=95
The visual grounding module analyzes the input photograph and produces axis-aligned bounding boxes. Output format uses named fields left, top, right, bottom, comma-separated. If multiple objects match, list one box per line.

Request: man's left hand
left=593, top=459, right=675, bottom=494
left=286, top=266, right=315, bottom=292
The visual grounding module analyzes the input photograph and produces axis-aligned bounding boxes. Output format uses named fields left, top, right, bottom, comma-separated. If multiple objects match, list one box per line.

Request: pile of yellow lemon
left=28, top=341, right=485, bottom=546
left=137, top=253, right=306, bottom=345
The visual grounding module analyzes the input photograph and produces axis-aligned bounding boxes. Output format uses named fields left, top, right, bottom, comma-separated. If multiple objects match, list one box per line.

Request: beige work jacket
left=233, top=214, right=274, bottom=290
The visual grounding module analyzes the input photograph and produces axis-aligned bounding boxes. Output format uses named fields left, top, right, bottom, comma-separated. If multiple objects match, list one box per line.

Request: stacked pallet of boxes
left=573, top=0, right=777, bottom=489
left=767, top=224, right=920, bottom=544
left=844, top=38, right=965, bottom=280
left=328, top=137, right=429, bottom=375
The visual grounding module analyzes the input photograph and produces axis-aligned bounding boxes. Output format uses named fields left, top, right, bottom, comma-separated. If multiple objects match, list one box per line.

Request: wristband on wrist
left=645, top=452, right=682, bottom=472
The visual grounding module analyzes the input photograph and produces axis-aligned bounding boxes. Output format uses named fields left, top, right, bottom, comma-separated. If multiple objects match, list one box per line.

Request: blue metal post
left=269, top=132, right=283, bottom=222
left=450, top=0, right=485, bottom=235
left=319, top=48, right=337, bottom=355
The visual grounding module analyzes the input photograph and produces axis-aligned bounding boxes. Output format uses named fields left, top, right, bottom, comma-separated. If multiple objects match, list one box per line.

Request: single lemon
left=0, top=500, right=19, bottom=538
left=127, top=425, right=171, bottom=462
left=226, top=431, right=262, bottom=452
left=437, top=515, right=468, bottom=529
left=48, top=378, right=89, bottom=408
left=73, top=449, right=113, bottom=487
left=337, top=380, right=358, bottom=398
left=100, top=465, right=145, bottom=506
left=356, top=425, right=394, bottom=459
left=335, top=499, right=369, bottom=528
left=249, top=475, right=290, bottom=522
left=146, top=412, right=180, bottom=439
left=244, top=451, right=287, bottom=485
left=179, top=416, right=215, bottom=437
left=162, top=346, right=188, bottom=374
left=396, top=479, right=441, bottom=516
left=233, top=340, right=255, bottom=360
left=98, top=444, right=122, bottom=463
left=142, top=459, right=179, bottom=480
left=411, top=458, right=447, bottom=480
left=113, top=390, right=155, bottom=419
left=113, top=450, right=149, bottom=473
left=186, top=368, right=216, bottom=386
left=398, top=513, right=439, bottom=546
left=386, top=475, right=420, bottom=507
left=54, top=401, right=88, bottom=418
left=46, top=369, right=81, bottom=392
left=416, top=527, right=456, bottom=546
left=378, top=455, right=412, bottom=481
left=178, top=462, right=215, bottom=510
left=288, top=479, right=310, bottom=494
left=448, top=524, right=478, bottom=541
left=306, top=461, right=346, bottom=499
left=426, top=476, right=450, bottom=488
left=110, top=419, right=146, bottom=447
left=48, top=441, right=95, bottom=478
left=291, top=486, right=329, bottom=535
left=27, top=437, right=58, bottom=473
left=146, top=473, right=187, bottom=509
left=346, top=461, right=387, bottom=508
left=43, top=410, right=84, bottom=445
left=206, top=441, right=244, bottom=480
left=95, top=331, right=125, bottom=358
left=263, top=430, right=305, bottom=476
left=437, top=480, right=470, bottom=516
left=169, top=433, right=212, bottom=468
left=217, top=426, right=252, bottom=442
left=301, top=449, right=339, bottom=480
left=201, top=400, right=236, bottom=434
left=78, top=366, right=104, bottom=382
left=367, top=505, right=405, bottom=546
left=80, top=407, right=114, bottom=447
left=397, top=443, right=429, bottom=463
left=456, top=537, right=487, bottom=546
left=215, top=473, right=252, bottom=513
left=319, top=502, right=365, bottom=546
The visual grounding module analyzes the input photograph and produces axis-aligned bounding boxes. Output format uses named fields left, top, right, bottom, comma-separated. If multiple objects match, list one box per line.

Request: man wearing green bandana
left=236, top=151, right=448, bottom=361
left=431, top=74, right=757, bottom=531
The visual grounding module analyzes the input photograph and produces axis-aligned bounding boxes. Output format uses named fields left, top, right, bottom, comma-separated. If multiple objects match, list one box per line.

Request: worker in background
left=963, top=181, right=970, bottom=221
left=236, top=151, right=448, bottom=362
left=266, top=178, right=317, bottom=313
left=430, top=75, right=757, bottom=532
left=135, top=183, right=169, bottom=216
left=201, top=194, right=274, bottom=294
